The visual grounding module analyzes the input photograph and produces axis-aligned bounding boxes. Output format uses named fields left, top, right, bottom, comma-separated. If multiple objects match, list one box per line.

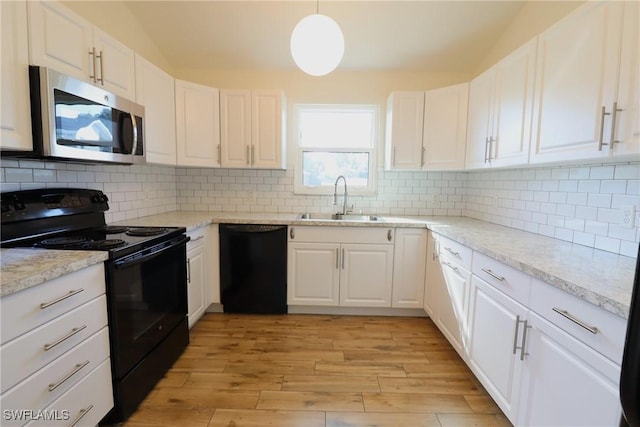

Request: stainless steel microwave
left=20, top=66, right=145, bottom=165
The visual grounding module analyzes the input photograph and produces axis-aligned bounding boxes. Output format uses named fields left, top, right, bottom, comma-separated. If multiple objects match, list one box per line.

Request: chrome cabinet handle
left=289, top=227, right=295, bottom=239
left=442, top=261, right=459, bottom=273
left=335, top=248, right=339, bottom=269
left=512, top=315, right=522, bottom=355
left=488, top=137, right=495, bottom=161
left=598, top=106, right=610, bottom=151
left=609, top=101, right=623, bottom=149
left=190, top=235, right=205, bottom=242
left=341, top=248, right=345, bottom=270
left=481, top=268, right=505, bottom=282
left=187, top=258, right=191, bottom=283
left=69, top=404, right=94, bottom=427
left=387, top=229, right=393, bottom=242
left=88, top=48, right=97, bottom=82
left=421, top=146, right=426, bottom=167
left=392, top=146, right=396, bottom=166
left=48, top=360, right=90, bottom=392
left=217, top=144, right=221, bottom=164
left=520, top=320, right=531, bottom=361
left=251, top=145, right=255, bottom=165
left=96, top=50, right=104, bottom=85
left=484, top=137, right=490, bottom=163
left=44, top=325, right=87, bottom=351
left=246, top=145, right=250, bottom=165
left=552, top=307, right=599, bottom=334
left=444, top=247, right=460, bottom=257
left=40, top=289, right=84, bottom=309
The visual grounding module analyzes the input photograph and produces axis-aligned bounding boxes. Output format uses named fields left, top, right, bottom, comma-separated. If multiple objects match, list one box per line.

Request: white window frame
left=293, top=104, right=379, bottom=195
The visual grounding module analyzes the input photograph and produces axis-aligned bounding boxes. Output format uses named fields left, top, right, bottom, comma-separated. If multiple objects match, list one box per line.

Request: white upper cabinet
left=175, top=80, right=221, bottom=168
left=1, top=0, right=32, bottom=151
left=529, top=1, right=625, bottom=163
left=612, top=0, right=639, bottom=158
left=220, top=89, right=286, bottom=169
left=386, top=87, right=468, bottom=171
left=466, top=38, right=536, bottom=169
left=28, top=0, right=135, bottom=99
left=385, top=91, right=425, bottom=170
left=135, top=54, right=176, bottom=165
left=423, top=83, right=469, bottom=170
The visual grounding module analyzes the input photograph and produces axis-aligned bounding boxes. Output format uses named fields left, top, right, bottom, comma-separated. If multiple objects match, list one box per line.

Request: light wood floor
left=122, top=313, right=511, bottom=427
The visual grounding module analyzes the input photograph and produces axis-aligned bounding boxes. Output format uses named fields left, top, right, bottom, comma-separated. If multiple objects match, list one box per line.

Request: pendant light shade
left=290, top=14, right=344, bottom=76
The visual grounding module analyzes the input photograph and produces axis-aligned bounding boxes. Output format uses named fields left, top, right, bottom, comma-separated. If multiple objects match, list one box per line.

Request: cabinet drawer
left=1, top=264, right=105, bottom=345
left=24, top=359, right=113, bottom=427
left=472, top=252, right=532, bottom=306
left=0, top=296, right=108, bottom=393
left=288, top=226, right=394, bottom=245
left=529, top=279, right=627, bottom=364
left=187, top=227, right=206, bottom=249
left=0, top=327, right=110, bottom=424
left=433, top=233, right=472, bottom=270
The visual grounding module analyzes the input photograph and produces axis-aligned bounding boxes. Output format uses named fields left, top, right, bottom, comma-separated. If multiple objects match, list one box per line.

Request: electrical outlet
left=620, top=205, right=636, bottom=229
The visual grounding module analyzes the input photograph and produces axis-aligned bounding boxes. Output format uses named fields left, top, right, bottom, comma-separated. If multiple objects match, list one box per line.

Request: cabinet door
left=207, top=224, right=220, bottom=304
left=385, top=91, right=425, bottom=170
left=465, top=69, right=494, bottom=169
left=135, top=54, right=176, bottom=165
left=92, top=27, right=135, bottom=99
left=437, top=257, right=470, bottom=355
left=491, top=38, right=536, bottom=167
left=530, top=1, right=624, bottom=163
left=1, top=0, right=32, bottom=151
left=517, top=312, right=621, bottom=427
left=340, top=244, right=393, bottom=307
left=467, top=275, right=527, bottom=422
left=220, top=89, right=251, bottom=168
left=187, top=241, right=206, bottom=328
left=252, top=91, right=285, bottom=169
left=287, top=243, right=340, bottom=306
left=613, top=0, right=640, bottom=158
left=176, top=80, right=221, bottom=167
left=423, top=233, right=441, bottom=317
left=392, top=229, right=427, bottom=308
left=423, top=83, right=468, bottom=170
left=28, top=0, right=92, bottom=81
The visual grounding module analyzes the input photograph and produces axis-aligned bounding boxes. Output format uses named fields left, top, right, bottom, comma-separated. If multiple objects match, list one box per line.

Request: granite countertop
left=117, top=211, right=636, bottom=319
left=2, top=211, right=635, bottom=320
left=0, top=248, right=108, bottom=298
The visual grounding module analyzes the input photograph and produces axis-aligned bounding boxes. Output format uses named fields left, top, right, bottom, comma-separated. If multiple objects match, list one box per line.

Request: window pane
left=299, top=110, right=374, bottom=149
left=302, top=151, right=369, bottom=187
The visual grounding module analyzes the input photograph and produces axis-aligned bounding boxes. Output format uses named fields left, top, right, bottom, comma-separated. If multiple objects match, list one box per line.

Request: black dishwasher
left=219, top=224, right=287, bottom=314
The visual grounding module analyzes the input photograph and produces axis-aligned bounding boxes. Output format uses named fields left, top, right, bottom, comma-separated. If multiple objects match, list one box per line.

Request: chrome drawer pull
left=442, top=261, right=459, bottom=273
left=190, top=235, right=205, bottom=242
left=290, top=227, right=295, bottom=239
left=444, top=247, right=460, bottom=257
left=48, top=360, right=90, bottom=392
left=387, top=229, right=393, bottom=242
left=69, top=404, right=94, bottom=427
left=552, top=307, right=599, bottom=334
left=512, top=315, right=522, bottom=355
left=40, top=289, right=85, bottom=309
left=44, top=325, right=87, bottom=351
left=481, top=268, right=505, bottom=282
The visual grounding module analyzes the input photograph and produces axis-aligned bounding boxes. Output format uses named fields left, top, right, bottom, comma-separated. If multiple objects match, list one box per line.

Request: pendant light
left=290, top=0, right=344, bottom=76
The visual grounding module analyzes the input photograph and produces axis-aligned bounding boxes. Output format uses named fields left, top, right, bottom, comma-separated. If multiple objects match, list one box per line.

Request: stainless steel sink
left=297, top=213, right=382, bottom=222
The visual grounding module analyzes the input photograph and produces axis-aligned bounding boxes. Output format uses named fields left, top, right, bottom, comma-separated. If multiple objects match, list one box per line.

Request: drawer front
left=1, top=264, right=105, bottom=345
left=187, top=227, right=206, bottom=249
left=472, top=252, right=532, bottom=306
left=288, top=226, right=394, bottom=245
left=0, top=296, right=108, bottom=393
left=24, top=359, right=114, bottom=427
left=433, top=233, right=472, bottom=270
left=529, top=279, right=627, bottom=364
left=0, top=327, right=110, bottom=425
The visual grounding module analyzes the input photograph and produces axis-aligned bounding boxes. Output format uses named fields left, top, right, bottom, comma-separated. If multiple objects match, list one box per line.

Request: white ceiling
left=123, top=1, right=526, bottom=72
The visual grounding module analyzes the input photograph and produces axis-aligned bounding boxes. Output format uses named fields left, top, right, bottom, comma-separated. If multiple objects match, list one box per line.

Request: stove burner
left=90, top=239, right=126, bottom=249
left=38, top=237, right=91, bottom=249
left=125, top=227, right=168, bottom=237
left=101, top=226, right=129, bottom=234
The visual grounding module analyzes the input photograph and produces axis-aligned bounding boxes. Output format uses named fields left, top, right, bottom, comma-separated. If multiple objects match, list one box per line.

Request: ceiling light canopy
left=290, top=9, right=344, bottom=76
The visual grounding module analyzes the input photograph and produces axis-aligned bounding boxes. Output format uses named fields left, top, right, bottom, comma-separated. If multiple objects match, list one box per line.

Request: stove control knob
left=91, top=193, right=109, bottom=204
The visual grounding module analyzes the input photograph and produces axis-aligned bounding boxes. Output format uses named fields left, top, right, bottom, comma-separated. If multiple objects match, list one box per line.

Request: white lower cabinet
left=187, top=227, right=207, bottom=328
left=392, top=229, right=427, bottom=308
left=467, top=275, right=527, bottom=421
left=287, top=226, right=394, bottom=308
left=517, top=312, right=621, bottom=427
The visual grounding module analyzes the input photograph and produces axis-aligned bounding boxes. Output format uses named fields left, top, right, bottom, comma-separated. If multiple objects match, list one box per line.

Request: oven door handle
left=113, top=235, right=190, bottom=269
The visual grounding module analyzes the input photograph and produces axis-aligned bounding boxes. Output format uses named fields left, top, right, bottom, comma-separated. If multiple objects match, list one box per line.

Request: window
left=294, top=104, right=378, bottom=194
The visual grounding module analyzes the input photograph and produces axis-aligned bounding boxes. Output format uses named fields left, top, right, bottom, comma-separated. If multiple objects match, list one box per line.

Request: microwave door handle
left=130, top=112, right=138, bottom=155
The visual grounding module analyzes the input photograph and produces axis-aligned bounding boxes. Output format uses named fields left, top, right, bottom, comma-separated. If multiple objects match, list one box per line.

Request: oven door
left=106, top=235, right=189, bottom=379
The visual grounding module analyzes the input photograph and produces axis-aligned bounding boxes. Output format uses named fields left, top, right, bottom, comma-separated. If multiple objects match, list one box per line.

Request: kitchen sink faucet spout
left=333, top=175, right=352, bottom=215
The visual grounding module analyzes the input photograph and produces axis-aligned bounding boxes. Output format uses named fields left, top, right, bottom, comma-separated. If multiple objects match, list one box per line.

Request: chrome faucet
left=333, top=175, right=352, bottom=215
